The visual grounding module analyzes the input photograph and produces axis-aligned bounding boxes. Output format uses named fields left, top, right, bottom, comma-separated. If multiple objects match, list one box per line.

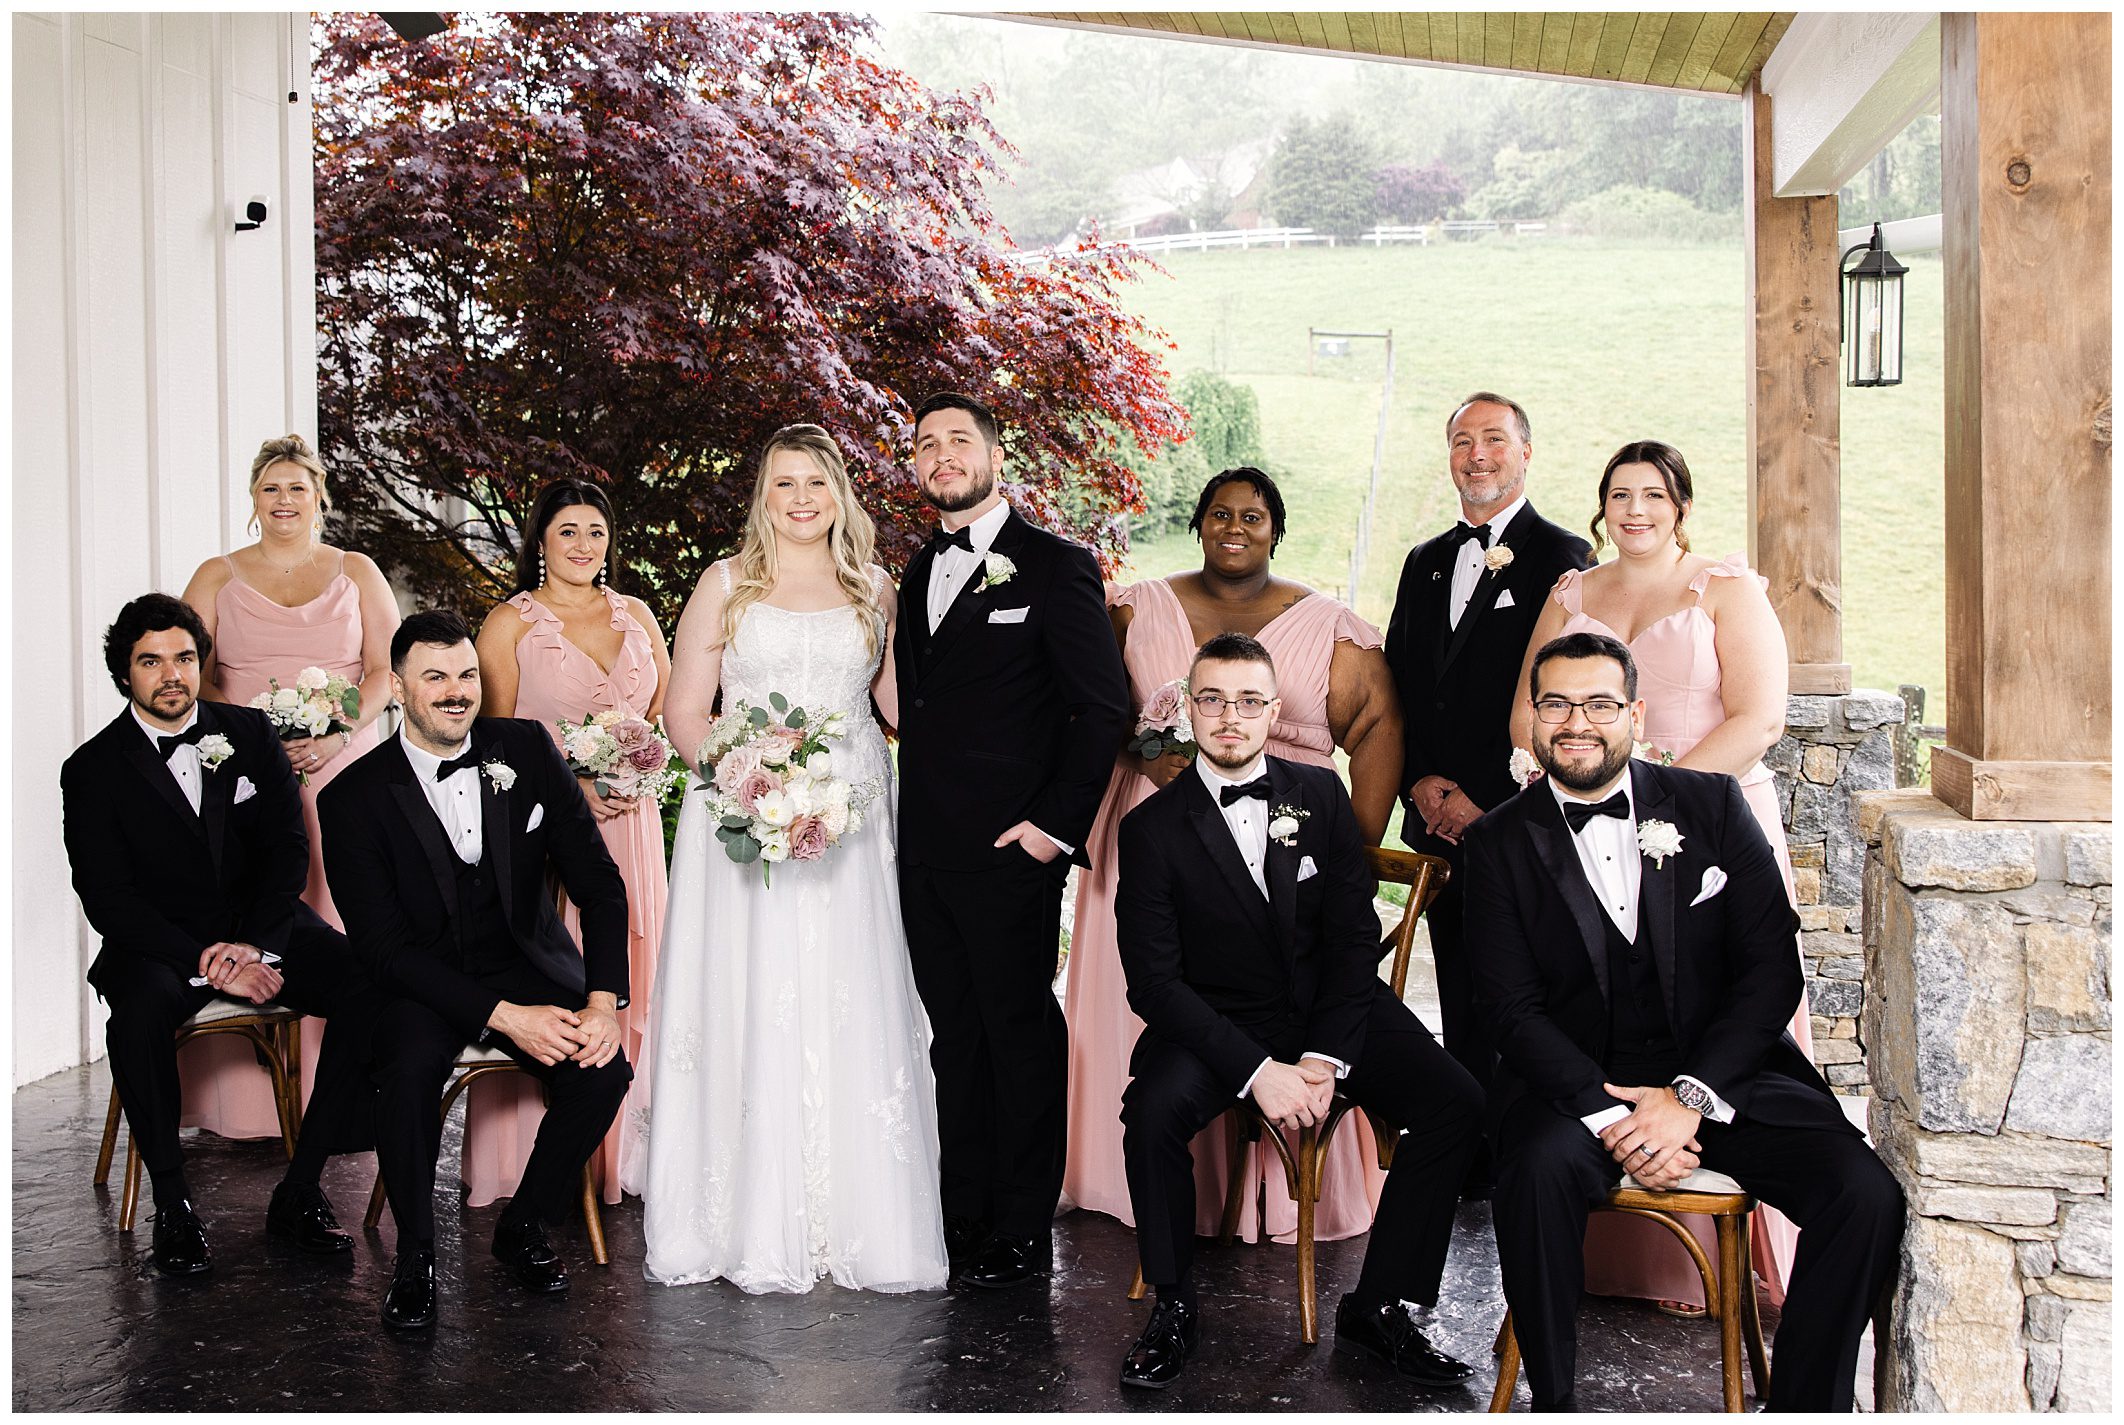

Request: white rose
left=271, top=687, right=302, bottom=712
left=806, top=750, right=833, bottom=781
left=294, top=666, right=330, bottom=694
left=817, top=777, right=851, bottom=809
left=819, top=799, right=850, bottom=839
left=1267, top=814, right=1300, bottom=842
left=1636, top=818, right=1685, bottom=868
left=753, top=789, right=795, bottom=828
left=758, top=828, right=791, bottom=862
left=300, top=705, right=331, bottom=736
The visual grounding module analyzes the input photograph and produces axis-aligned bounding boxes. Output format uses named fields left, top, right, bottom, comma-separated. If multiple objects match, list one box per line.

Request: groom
left=1464, top=632, right=1903, bottom=1410
left=894, top=391, right=1131, bottom=1287
left=319, top=610, right=632, bottom=1331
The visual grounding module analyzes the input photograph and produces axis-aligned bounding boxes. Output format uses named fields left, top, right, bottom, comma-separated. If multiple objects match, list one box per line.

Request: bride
left=636, top=423, right=948, bottom=1293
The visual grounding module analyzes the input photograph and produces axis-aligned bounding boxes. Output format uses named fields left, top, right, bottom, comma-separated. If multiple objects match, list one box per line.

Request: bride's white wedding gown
left=634, top=584, right=948, bottom=1293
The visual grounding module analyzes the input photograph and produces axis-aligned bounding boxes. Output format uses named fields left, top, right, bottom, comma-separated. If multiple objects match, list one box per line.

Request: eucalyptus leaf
left=727, top=834, right=762, bottom=864
left=768, top=691, right=788, bottom=714
left=748, top=707, right=771, bottom=727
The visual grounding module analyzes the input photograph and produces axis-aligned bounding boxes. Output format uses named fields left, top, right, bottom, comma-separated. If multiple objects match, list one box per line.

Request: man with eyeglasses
left=1110, top=632, right=1483, bottom=1392
left=1463, top=632, right=1901, bottom=1411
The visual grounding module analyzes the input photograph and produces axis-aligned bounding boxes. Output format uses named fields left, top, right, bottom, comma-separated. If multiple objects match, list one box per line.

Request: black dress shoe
left=150, top=1201, right=212, bottom=1277
left=492, top=1217, right=570, bottom=1294
left=266, top=1182, right=353, bottom=1254
left=1334, top=1294, right=1475, bottom=1387
left=959, top=1230, right=1047, bottom=1289
left=1119, top=1298, right=1199, bottom=1390
left=944, top=1215, right=990, bottom=1270
left=381, top=1246, right=437, bottom=1330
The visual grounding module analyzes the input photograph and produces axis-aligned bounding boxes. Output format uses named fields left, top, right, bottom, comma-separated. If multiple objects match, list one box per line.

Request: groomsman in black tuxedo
left=1465, top=632, right=1902, bottom=1411
left=319, top=610, right=631, bottom=1330
left=1382, top=391, right=1593, bottom=1193
left=893, top=391, right=1131, bottom=1288
left=61, top=594, right=382, bottom=1277
left=1112, top=633, right=1482, bottom=1391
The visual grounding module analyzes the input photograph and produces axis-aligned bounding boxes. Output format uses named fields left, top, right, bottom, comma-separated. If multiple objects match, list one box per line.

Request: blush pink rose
left=735, top=770, right=780, bottom=813
left=625, top=736, right=669, bottom=772
left=713, top=744, right=765, bottom=796
left=1139, top=680, right=1187, bottom=732
left=788, top=815, right=830, bottom=861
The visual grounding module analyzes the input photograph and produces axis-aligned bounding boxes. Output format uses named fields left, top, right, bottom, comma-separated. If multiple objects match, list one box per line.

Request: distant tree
left=1124, top=371, right=1268, bottom=535
left=312, top=11, right=1186, bottom=619
left=1374, top=161, right=1466, bottom=223
left=1267, top=113, right=1384, bottom=239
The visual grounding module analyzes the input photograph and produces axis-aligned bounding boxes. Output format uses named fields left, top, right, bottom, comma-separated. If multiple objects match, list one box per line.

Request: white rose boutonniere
left=1637, top=818, right=1684, bottom=868
left=483, top=760, right=518, bottom=792
left=1508, top=746, right=1544, bottom=789
left=1267, top=801, right=1309, bottom=847
left=980, top=554, right=1017, bottom=591
left=196, top=734, right=235, bottom=771
left=1483, top=544, right=1514, bottom=573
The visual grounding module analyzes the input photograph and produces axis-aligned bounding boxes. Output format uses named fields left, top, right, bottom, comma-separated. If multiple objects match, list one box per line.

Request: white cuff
left=1674, top=1075, right=1737, bottom=1124
left=1300, top=1052, right=1350, bottom=1079
left=1581, top=1104, right=1630, bottom=1137
left=1034, top=826, right=1075, bottom=857
left=1238, top=1057, right=1271, bottom=1100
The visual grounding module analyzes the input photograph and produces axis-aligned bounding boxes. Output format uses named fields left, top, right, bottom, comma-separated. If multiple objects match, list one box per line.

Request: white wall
left=13, top=12, right=316, bottom=1086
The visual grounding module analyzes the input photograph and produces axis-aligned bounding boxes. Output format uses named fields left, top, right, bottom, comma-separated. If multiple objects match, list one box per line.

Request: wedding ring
left=223, top=956, right=237, bottom=965
left=1637, top=1144, right=1655, bottom=1157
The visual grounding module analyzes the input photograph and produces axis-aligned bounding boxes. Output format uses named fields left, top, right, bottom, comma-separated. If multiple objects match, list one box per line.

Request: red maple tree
left=313, top=10, right=1185, bottom=617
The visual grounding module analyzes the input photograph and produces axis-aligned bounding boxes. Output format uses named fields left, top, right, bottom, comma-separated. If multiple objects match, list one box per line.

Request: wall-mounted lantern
left=1841, top=222, right=1908, bottom=387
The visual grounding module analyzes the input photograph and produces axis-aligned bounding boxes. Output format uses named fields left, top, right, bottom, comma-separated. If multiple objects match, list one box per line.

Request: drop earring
left=532, top=550, right=543, bottom=587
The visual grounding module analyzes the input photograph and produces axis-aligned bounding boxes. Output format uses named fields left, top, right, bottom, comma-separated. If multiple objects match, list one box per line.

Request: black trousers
left=371, top=964, right=631, bottom=1246
left=100, top=920, right=381, bottom=1183
left=1122, top=984, right=1483, bottom=1301
left=1493, top=1094, right=1904, bottom=1411
left=900, top=854, right=1070, bottom=1238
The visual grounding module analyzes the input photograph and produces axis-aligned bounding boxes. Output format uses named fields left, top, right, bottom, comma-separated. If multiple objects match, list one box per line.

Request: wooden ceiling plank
left=1511, top=12, right=1546, bottom=70
left=1456, top=13, right=1485, bottom=65
left=1378, top=11, right=1412, bottom=61
left=1345, top=11, right=1379, bottom=56
left=1484, top=12, right=1515, bottom=67
left=1566, top=12, right=1607, bottom=77
left=1293, top=10, right=1334, bottom=49
left=1643, top=9, right=1705, bottom=86
left=1707, top=12, right=1774, bottom=91
left=1729, top=12, right=1796, bottom=93
left=1592, top=11, right=1639, bottom=79
left=1673, top=11, right=1736, bottom=90
left=1538, top=12, right=1575, bottom=72
left=1619, top=12, right=1671, bottom=84
left=1265, top=12, right=1305, bottom=47
left=1428, top=13, right=1459, bottom=65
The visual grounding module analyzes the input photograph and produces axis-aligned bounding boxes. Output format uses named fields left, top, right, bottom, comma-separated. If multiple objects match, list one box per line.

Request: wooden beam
left=1936, top=12, right=2112, bottom=821
left=1743, top=80, right=1848, bottom=693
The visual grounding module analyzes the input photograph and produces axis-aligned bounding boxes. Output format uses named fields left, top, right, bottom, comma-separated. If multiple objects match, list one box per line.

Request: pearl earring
left=532, top=551, right=543, bottom=587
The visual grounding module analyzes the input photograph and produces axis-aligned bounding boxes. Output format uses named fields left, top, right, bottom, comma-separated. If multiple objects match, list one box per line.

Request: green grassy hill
left=1112, top=242, right=1946, bottom=718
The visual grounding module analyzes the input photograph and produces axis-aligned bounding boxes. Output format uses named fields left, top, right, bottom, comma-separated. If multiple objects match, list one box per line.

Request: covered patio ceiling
left=1007, top=12, right=1796, bottom=95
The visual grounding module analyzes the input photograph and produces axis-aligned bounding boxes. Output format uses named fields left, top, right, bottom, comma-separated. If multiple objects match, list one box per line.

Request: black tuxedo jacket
left=1115, top=757, right=1380, bottom=1094
left=1462, top=761, right=1845, bottom=1134
left=1383, top=501, right=1592, bottom=825
left=318, top=718, right=629, bottom=1041
left=894, top=505, right=1130, bottom=870
left=62, top=701, right=321, bottom=996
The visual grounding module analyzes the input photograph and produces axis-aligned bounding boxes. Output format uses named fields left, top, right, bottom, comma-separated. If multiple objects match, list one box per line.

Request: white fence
left=1012, top=220, right=1548, bottom=263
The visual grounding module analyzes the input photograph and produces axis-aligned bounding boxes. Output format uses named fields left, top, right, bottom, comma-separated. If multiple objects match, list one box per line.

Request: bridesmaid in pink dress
left=472, top=479, right=672, bottom=1208
left=1511, top=440, right=1813, bottom=1314
left=1064, top=468, right=1407, bottom=1246
left=180, top=434, right=399, bottom=1134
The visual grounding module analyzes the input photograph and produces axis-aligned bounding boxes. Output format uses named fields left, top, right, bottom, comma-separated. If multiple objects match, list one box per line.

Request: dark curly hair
left=1187, top=466, right=1287, bottom=552
left=103, top=593, right=211, bottom=697
left=390, top=609, right=475, bottom=674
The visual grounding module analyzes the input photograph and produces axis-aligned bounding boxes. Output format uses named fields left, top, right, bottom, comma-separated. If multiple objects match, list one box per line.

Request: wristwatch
left=1670, top=1078, right=1716, bottom=1115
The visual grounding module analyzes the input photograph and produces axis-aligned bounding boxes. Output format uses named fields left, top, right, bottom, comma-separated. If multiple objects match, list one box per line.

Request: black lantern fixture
left=1840, top=222, right=1909, bottom=387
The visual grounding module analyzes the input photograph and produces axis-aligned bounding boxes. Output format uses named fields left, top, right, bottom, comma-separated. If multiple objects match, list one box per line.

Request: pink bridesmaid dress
left=1063, top=577, right=1390, bottom=1245
left=1553, top=554, right=1813, bottom=1308
left=183, top=552, right=380, bottom=1138
left=460, top=588, right=667, bottom=1208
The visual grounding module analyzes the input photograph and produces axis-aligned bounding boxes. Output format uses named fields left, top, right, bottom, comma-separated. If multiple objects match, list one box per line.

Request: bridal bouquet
left=696, top=692, right=865, bottom=884
left=250, top=666, right=360, bottom=781
left=1126, top=678, right=1197, bottom=761
left=558, top=710, right=684, bottom=803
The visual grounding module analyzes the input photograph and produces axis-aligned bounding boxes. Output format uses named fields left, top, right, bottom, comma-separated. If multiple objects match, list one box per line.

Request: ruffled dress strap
left=1329, top=599, right=1383, bottom=651
left=1552, top=566, right=1587, bottom=614
left=1690, top=552, right=1768, bottom=602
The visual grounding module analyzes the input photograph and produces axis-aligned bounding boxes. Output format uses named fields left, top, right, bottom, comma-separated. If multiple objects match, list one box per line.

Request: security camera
left=235, top=196, right=269, bottom=233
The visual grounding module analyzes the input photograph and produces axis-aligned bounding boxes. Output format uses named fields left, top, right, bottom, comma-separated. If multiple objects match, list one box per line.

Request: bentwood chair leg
left=581, top=1164, right=608, bottom=1266
left=119, top=1137, right=143, bottom=1233
left=1217, top=1114, right=1249, bottom=1246
left=1716, top=1213, right=1746, bottom=1411
left=94, top=1089, right=123, bottom=1186
left=1739, top=1220, right=1771, bottom=1402
left=1295, top=1125, right=1320, bottom=1345
left=1127, top=1261, right=1147, bottom=1300
left=1489, top=1312, right=1520, bottom=1412
left=281, top=1018, right=306, bottom=1143
left=364, top=1170, right=389, bottom=1229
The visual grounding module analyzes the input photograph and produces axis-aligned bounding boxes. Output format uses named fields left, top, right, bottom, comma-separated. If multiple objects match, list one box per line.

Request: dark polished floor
left=14, top=1059, right=1810, bottom=1413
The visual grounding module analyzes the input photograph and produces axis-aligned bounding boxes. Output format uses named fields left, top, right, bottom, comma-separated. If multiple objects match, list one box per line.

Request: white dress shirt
left=1553, top=771, right=1735, bottom=1136
left=1448, top=491, right=1527, bottom=629
left=401, top=728, right=483, bottom=865
left=134, top=705, right=202, bottom=816
left=1194, top=756, right=1350, bottom=1099
left=925, top=498, right=1012, bottom=634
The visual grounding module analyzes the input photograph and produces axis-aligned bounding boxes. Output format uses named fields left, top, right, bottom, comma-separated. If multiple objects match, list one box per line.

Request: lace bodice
left=720, top=568, right=890, bottom=789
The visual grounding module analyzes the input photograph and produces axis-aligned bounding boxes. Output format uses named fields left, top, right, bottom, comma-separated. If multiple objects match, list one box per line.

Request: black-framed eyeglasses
left=1533, top=697, right=1627, bottom=725
left=1191, top=693, right=1272, bottom=719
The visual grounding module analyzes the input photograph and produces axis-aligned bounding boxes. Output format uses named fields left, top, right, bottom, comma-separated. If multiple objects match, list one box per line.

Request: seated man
left=1113, top=632, right=1483, bottom=1391
left=1465, top=631, right=1903, bottom=1411
left=61, top=594, right=381, bottom=1277
left=319, top=610, right=630, bottom=1331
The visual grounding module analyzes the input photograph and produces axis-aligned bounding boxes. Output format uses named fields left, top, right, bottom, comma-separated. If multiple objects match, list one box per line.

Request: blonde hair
left=721, top=425, right=884, bottom=657
left=248, top=434, right=332, bottom=523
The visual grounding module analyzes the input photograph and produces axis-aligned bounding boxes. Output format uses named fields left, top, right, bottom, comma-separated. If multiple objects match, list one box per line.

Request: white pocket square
left=526, top=803, right=544, bottom=832
left=1494, top=588, right=1517, bottom=610
left=1689, top=866, right=1728, bottom=907
left=233, top=776, right=257, bottom=805
left=1297, top=855, right=1319, bottom=882
left=988, top=607, right=1030, bottom=624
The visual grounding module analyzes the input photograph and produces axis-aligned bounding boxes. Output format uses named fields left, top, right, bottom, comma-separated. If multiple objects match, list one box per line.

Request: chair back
left=1365, top=846, right=1451, bottom=1000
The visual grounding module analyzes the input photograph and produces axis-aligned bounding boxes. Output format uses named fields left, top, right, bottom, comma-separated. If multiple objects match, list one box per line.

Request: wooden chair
left=94, top=999, right=305, bottom=1231
left=1128, top=846, right=1451, bottom=1344
left=362, top=1043, right=608, bottom=1265
left=1488, top=1169, right=1771, bottom=1412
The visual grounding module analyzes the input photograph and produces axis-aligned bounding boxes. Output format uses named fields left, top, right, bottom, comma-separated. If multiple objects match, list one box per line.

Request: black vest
left=453, top=849, right=519, bottom=981
left=1602, top=908, right=1680, bottom=1084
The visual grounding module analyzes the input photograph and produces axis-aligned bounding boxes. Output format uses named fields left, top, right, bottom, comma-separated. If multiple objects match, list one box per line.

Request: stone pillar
left=1769, top=689, right=1901, bottom=1094
left=1858, top=790, right=2111, bottom=1411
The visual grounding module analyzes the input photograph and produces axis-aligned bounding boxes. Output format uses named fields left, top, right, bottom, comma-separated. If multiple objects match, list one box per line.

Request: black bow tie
left=1445, top=521, right=1494, bottom=551
left=1219, top=776, right=1271, bottom=807
left=156, top=725, right=206, bottom=761
left=931, top=526, right=976, bottom=554
left=434, top=748, right=481, bottom=782
left=1561, top=791, right=1630, bottom=834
